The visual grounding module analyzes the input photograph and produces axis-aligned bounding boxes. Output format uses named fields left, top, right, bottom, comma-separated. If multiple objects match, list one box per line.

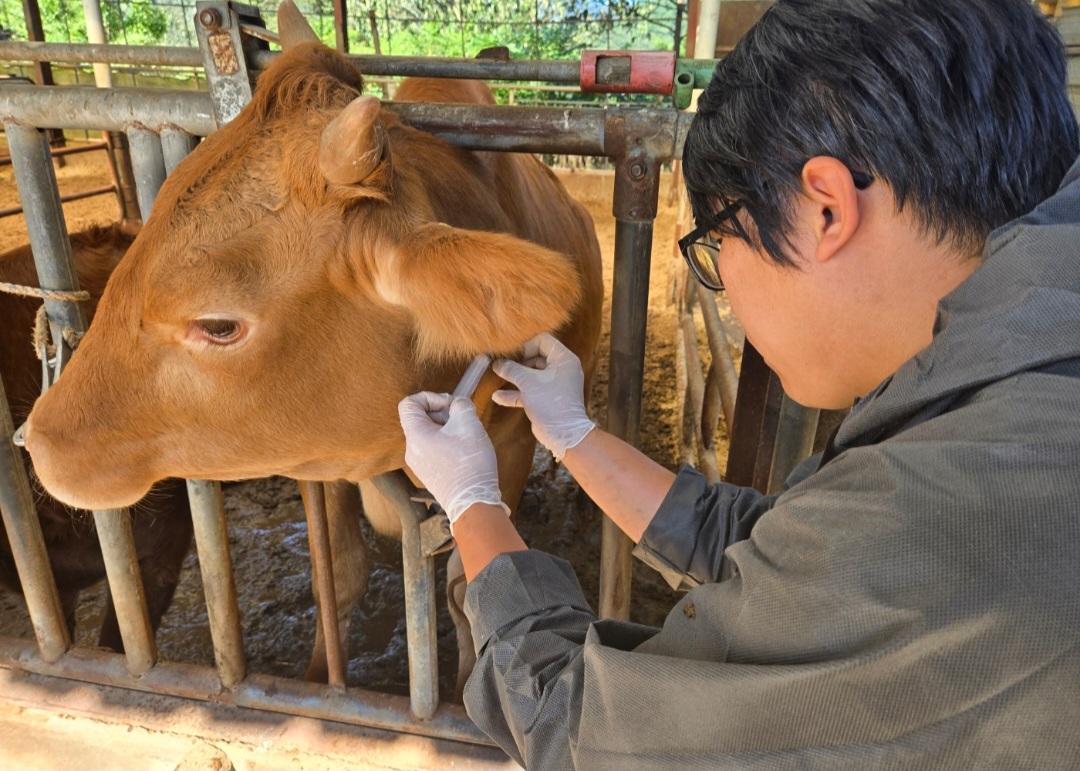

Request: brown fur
left=0, top=225, right=192, bottom=649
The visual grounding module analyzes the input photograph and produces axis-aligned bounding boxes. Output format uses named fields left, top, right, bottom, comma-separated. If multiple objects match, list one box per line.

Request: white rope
left=0, top=281, right=89, bottom=360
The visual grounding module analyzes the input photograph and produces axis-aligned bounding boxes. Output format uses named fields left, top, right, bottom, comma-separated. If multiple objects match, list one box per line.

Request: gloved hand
left=492, top=333, right=595, bottom=461
left=398, top=392, right=510, bottom=531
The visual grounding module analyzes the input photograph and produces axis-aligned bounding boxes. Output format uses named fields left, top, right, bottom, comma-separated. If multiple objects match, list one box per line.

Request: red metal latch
left=580, top=50, right=677, bottom=95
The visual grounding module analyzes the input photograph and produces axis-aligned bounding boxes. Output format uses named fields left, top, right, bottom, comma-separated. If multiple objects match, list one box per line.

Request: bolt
left=629, top=162, right=646, bottom=180
left=198, top=8, right=222, bottom=28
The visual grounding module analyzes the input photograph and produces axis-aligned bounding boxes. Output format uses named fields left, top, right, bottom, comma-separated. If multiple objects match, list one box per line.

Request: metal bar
left=383, top=102, right=608, bottom=155
left=195, top=1, right=254, bottom=127
left=0, top=40, right=204, bottom=68
left=3, top=123, right=87, bottom=348
left=301, top=481, right=346, bottom=690
left=0, top=87, right=695, bottom=162
left=369, top=472, right=439, bottom=721
left=186, top=479, right=245, bottom=689
left=93, top=508, right=157, bottom=675
left=0, top=637, right=492, bottom=746
left=0, top=139, right=108, bottom=166
left=0, top=380, right=70, bottom=663
left=601, top=219, right=654, bottom=620
left=5, top=123, right=156, bottom=676
left=125, top=127, right=167, bottom=219
left=0, top=86, right=216, bottom=136
left=0, top=184, right=115, bottom=218
left=331, top=0, right=348, bottom=53
left=766, top=396, right=820, bottom=495
left=724, top=341, right=777, bottom=490
left=160, top=128, right=198, bottom=175
left=679, top=312, right=721, bottom=484
left=259, top=50, right=584, bottom=83
left=695, top=283, right=738, bottom=434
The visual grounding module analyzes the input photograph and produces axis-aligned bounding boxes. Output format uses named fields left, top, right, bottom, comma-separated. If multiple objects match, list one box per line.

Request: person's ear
left=373, top=223, right=582, bottom=360
left=800, top=156, right=862, bottom=263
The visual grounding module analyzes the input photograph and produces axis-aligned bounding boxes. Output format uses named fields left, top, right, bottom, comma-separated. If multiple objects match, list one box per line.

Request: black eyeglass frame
left=679, top=169, right=874, bottom=292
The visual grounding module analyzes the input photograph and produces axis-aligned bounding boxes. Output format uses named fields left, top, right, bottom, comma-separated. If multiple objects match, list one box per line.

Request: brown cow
left=0, top=224, right=192, bottom=649
left=23, top=2, right=604, bottom=690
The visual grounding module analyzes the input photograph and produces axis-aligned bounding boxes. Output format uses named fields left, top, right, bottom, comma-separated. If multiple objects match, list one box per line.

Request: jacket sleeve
left=631, top=466, right=778, bottom=590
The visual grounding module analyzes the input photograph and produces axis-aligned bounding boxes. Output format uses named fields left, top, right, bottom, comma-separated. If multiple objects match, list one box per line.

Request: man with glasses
left=398, top=0, right=1080, bottom=766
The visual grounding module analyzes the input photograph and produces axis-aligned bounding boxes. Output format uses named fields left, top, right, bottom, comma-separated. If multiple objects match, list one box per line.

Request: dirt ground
left=0, top=145, right=744, bottom=700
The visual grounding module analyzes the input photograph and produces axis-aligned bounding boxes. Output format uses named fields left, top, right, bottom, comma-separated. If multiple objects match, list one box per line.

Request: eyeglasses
left=680, top=170, right=874, bottom=292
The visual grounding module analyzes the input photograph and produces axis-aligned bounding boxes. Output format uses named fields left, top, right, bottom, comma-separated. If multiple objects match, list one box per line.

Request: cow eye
left=191, top=317, right=245, bottom=345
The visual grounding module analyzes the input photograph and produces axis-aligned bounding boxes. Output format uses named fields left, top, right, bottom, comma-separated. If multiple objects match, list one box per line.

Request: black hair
left=683, top=0, right=1080, bottom=265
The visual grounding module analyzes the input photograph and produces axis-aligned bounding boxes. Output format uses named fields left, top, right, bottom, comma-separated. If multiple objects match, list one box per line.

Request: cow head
left=24, top=1, right=584, bottom=510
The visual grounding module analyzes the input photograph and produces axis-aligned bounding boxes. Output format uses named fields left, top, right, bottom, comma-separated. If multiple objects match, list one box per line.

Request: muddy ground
left=0, top=145, right=743, bottom=699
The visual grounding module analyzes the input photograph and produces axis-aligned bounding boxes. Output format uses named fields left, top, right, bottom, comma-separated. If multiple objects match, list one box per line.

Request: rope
left=0, top=281, right=89, bottom=360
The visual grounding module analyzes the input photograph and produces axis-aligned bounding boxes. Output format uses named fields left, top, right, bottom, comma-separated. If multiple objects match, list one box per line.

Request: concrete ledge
left=0, top=666, right=513, bottom=770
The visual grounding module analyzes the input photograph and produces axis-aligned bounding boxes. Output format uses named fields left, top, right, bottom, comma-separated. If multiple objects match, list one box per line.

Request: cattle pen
left=0, top=1, right=820, bottom=764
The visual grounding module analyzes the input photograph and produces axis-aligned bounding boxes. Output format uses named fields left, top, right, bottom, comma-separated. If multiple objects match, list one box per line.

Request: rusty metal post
left=125, top=127, right=167, bottom=219
left=301, top=481, right=346, bottom=690
left=332, top=0, right=349, bottom=53
left=725, top=341, right=784, bottom=492
left=18, top=0, right=65, bottom=157
left=370, top=471, right=439, bottom=720
left=187, top=479, right=246, bottom=688
left=598, top=108, right=679, bottom=620
left=0, top=378, right=70, bottom=662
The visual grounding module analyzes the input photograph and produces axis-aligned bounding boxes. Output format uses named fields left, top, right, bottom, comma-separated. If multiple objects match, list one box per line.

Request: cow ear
left=277, top=0, right=319, bottom=48
left=377, top=223, right=582, bottom=360
left=320, top=96, right=391, bottom=191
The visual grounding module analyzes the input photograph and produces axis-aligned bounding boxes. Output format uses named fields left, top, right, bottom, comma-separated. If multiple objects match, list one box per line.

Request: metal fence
left=0, top=0, right=711, bottom=743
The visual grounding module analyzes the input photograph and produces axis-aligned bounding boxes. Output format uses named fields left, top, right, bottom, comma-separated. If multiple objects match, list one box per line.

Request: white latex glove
left=398, top=392, right=510, bottom=531
left=491, top=333, right=595, bottom=461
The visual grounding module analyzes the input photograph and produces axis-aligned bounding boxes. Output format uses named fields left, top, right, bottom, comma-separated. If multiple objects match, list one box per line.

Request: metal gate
left=0, top=0, right=811, bottom=746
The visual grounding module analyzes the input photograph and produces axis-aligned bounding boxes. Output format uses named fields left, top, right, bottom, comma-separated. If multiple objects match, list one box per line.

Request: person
left=398, top=0, right=1080, bottom=767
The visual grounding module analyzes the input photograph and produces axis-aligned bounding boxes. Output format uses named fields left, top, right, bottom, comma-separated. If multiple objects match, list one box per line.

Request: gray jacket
left=463, top=161, right=1080, bottom=770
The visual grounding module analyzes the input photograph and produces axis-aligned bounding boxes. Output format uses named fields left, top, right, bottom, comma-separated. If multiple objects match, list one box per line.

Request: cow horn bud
left=277, top=0, right=320, bottom=49
left=319, top=95, right=390, bottom=187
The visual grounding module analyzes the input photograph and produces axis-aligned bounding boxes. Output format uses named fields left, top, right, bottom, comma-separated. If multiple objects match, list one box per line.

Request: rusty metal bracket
left=194, top=1, right=267, bottom=127
left=581, top=50, right=676, bottom=95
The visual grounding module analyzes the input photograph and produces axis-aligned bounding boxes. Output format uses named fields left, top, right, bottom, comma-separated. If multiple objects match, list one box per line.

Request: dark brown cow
left=0, top=224, right=192, bottom=648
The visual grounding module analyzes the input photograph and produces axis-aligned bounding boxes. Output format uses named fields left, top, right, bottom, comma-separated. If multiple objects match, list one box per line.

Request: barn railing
left=0, top=0, right=798, bottom=750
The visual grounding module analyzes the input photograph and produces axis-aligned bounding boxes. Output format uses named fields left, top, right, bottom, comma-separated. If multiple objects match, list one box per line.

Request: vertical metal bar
left=4, top=124, right=87, bottom=348
left=19, top=0, right=65, bottom=156
left=125, top=127, right=167, bottom=219
left=0, top=378, right=70, bottom=662
left=766, top=397, right=821, bottom=495
left=370, top=471, right=439, bottom=720
left=301, top=481, right=346, bottom=690
left=93, top=509, right=156, bottom=675
left=601, top=218, right=653, bottom=620
left=160, top=128, right=199, bottom=175
left=725, top=340, right=783, bottom=492
left=331, top=0, right=349, bottom=52
left=6, top=123, right=156, bottom=676
left=186, top=479, right=246, bottom=688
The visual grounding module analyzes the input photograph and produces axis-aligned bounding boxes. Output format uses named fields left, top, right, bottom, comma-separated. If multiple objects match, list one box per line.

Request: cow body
left=23, top=3, right=603, bottom=689
left=0, top=225, right=193, bottom=648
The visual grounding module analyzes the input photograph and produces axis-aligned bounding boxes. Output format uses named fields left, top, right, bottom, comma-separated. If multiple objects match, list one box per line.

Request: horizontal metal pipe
left=0, top=41, right=581, bottom=82
left=0, top=637, right=492, bottom=746
left=383, top=101, right=607, bottom=155
left=0, top=139, right=108, bottom=166
left=0, top=86, right=216, bottom=136
left=0, top=184, right=115, bottom=218
left=0, top=86, right=692, bottom=160
left=0, top=40, right=203, bottom=68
